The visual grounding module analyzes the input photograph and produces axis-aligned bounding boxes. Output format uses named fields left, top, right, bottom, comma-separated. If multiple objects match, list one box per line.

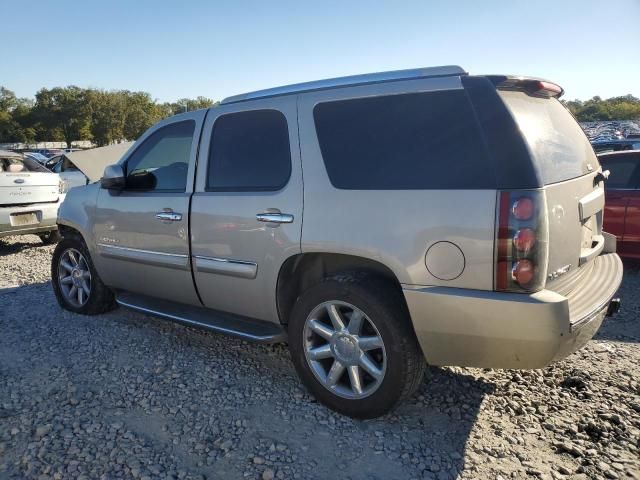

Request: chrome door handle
left=155, top=211, right=182, bottom=222
left=256, top=212, right=294, bottom=224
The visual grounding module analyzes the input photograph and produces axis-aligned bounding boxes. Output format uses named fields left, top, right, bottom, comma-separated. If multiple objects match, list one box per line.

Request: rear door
left=498, top=91, right=606, bottom=288
left=91, top=112, right=205, bottom=306
left=191, top=96, right=302, bottom=323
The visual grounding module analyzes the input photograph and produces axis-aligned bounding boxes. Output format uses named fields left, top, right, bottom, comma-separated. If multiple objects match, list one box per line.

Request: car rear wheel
left=51, top=234, right=116, bottom=315
left=288, top=273, right=426, bottom=418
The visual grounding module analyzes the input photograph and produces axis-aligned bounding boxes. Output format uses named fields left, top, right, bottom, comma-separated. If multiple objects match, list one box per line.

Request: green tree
left=33, top=86, right=92, bottom=148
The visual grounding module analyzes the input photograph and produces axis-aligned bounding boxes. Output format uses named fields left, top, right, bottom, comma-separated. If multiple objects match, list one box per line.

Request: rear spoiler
left=485, top=75, right=564, bottom=98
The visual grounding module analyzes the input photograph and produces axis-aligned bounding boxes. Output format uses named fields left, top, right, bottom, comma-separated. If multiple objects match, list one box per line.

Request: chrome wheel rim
left=303, top=301, right=387, bottom=400
left=57, top=248, right=91, bottom=307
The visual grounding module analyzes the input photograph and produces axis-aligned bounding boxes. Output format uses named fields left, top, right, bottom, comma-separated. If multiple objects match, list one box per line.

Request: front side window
left=313, top=91, right=493, bottom=190
left=207, top=110, right=291, bottom=191
left=126, top=120, right=195, bottom=191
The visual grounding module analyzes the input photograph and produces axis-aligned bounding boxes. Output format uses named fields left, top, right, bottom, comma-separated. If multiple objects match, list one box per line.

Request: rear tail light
left=495, top=190, right=549, bottom=292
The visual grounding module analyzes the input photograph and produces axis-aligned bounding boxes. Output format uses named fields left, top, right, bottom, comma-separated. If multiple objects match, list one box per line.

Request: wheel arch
left=276, top=252, right=408, bottom=326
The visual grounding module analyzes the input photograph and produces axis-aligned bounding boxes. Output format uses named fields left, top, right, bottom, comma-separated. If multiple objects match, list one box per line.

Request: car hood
left=66, top=142, right=134, bottom=183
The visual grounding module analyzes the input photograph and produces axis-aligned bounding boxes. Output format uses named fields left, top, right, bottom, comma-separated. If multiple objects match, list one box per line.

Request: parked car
left=23, top=152, right=50, bottom=165
left=1, top=150, right=62, bottom=243
left=51, top=66, right=623, bottom=418
left=48, top=155, right=88, bottom=192
left=600, top=150, right=640, bottom=259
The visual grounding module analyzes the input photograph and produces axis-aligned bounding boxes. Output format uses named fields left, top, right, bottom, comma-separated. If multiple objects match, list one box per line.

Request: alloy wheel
left=57, top=248, right=91, bottom=307
left=303, top=301, right=387, bottom=399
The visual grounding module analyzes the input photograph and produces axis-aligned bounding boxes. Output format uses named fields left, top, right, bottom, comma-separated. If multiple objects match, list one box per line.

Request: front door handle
left=256, top=212, right=294, bottom=224
left=156, top=211, right=183, bottom=222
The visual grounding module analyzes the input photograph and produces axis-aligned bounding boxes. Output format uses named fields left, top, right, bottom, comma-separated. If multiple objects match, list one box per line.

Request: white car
left=0, top=150, right=62, bottom=244
left=48, top=155, right=88, bottom=192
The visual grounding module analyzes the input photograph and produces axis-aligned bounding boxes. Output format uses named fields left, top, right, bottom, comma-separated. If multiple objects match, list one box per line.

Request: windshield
left=499, top=91, right=599, bottom=185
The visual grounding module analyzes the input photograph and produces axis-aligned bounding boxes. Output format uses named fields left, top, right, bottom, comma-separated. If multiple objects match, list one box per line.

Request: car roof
left=220, top=65, right=467, bottom=104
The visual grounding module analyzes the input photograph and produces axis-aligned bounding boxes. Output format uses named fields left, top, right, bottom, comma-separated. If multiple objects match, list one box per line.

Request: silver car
left=51, top=66, right=623, bottom=418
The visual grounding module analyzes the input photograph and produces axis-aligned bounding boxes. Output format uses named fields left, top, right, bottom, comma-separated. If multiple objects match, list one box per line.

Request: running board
left=115, top=292, right=287, bottom=343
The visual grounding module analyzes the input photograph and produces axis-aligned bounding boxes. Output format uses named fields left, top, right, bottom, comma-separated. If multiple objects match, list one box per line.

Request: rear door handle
left=256, top=212, right=294, bottom=224
left=156, top=211, right=182, bottom=222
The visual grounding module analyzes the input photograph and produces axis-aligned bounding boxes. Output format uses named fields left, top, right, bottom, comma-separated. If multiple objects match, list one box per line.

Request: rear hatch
left=499, top=90, right=605, bottom=293
left=0, top=155, right=60, bottom=206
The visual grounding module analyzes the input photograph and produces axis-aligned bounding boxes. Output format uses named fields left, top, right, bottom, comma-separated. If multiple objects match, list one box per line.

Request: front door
left=190, top=96, right=303, bottom=323
left=91, top=112, right=206, bottom=306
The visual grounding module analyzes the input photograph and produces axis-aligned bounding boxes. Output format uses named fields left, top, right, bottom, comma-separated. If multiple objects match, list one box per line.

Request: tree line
left=562, top=95, right=640, bottom=123
left=0, top=86, right=216, bottom=147
left=1, top=85, right=639, bottom=147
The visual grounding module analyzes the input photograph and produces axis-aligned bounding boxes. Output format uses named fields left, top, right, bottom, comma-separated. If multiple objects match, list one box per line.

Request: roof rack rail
left=221, top=65, right=467, bottom=104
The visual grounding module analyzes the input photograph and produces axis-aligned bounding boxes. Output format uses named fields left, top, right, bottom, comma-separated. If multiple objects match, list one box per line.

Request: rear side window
left=207, top=110, right=291, bottom=191
left=600, top=157, right=640, bottom=189
left=499, top=91, right=598, bottom=185
left=313, top=91, right=494, bottom=190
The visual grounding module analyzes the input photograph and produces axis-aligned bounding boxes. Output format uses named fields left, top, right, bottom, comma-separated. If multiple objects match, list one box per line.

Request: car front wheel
left=288, top=273, right=426, bottom=419
left=51, top=234, right=116, bottom=315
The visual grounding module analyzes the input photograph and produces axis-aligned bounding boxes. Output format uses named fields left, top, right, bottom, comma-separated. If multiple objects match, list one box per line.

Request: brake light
left=495, top=190, right=549, bottom=292
left=512, top=197, right=534, bottom=220
left=536, top=81, right=563, bottom=97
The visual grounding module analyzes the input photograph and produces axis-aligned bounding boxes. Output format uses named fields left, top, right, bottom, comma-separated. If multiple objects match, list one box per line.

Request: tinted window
left=499, top=91, right=598, bottom=185
left=126, top=121, right=195, bottom=191
left=600, top=157, right=639, bottom=189
left=313, top=91, right=494, bottom=190
left=207, top=110, right=291, bottom=191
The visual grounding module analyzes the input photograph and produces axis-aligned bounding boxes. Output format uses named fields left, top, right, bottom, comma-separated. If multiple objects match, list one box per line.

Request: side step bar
left=115, top=291, right=287, bottom=343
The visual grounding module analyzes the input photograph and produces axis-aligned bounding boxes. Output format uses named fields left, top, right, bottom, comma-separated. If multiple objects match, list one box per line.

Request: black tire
left=288, top=272, right=426, bottom=419
left=38, top=230, right=62, bottom=245
left=51, top=233, right=117, bottom=315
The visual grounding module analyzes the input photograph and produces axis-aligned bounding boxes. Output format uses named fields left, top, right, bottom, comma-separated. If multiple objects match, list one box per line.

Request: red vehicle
left=600, top=150, right=640, bottom=259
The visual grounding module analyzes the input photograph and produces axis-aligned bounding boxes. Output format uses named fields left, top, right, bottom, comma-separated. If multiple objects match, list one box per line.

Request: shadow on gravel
left=593, top=259, right=640, bottom=343
left=0, top=238, right=44, bottom=257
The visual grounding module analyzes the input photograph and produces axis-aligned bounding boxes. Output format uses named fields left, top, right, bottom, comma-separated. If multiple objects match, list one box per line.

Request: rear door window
left=206, top=110, right=291, bottom=191
left=313, top=90, right=494, bottom=190
left=499, top=91, right=598, bottom=185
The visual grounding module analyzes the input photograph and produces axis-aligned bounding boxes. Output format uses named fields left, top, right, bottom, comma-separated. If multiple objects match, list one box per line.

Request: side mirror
left=100, top=164, right=125, bottom=190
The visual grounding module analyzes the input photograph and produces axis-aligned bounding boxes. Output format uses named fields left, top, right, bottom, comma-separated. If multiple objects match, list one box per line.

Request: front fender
left=57, top=183, right=100, bottom=254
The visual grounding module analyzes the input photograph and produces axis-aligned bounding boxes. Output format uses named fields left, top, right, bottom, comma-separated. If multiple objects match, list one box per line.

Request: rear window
left=0, top=156, right=48, bottom=173
left=499, top=91, right=597, bottom=185
left=313, top=91, right=495, bottom=190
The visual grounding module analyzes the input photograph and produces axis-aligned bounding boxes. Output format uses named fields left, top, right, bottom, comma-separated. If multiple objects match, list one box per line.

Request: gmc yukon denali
left=51, top=66, right=623, bottom=418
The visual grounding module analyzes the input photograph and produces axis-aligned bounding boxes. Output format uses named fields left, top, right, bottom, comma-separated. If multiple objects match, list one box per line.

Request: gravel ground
left=0, top=234, right=638, bottom=480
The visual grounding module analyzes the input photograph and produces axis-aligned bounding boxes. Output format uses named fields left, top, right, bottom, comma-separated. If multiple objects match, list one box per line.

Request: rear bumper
left=0, top=200, right=61, bottom=238
left=403, top=253, right=623, bottom=369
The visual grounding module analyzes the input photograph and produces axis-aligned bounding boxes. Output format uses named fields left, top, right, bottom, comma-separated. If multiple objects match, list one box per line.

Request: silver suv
left=52, top=66, right=623, bottom=418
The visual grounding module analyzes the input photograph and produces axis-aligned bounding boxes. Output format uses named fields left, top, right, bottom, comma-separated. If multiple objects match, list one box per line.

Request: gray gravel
left=0, top=234, right=638, bottom=480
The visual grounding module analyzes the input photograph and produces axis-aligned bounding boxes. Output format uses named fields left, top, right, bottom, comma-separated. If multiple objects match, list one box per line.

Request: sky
left=2, top=0, right=639, bottom=103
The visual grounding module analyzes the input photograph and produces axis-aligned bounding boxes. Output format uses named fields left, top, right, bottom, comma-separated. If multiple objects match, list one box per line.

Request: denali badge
left=548, top=264, right=572, bottom=280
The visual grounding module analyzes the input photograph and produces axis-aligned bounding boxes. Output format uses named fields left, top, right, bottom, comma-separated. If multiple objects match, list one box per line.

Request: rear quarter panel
left=298, top=79, right=496, bottom=289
